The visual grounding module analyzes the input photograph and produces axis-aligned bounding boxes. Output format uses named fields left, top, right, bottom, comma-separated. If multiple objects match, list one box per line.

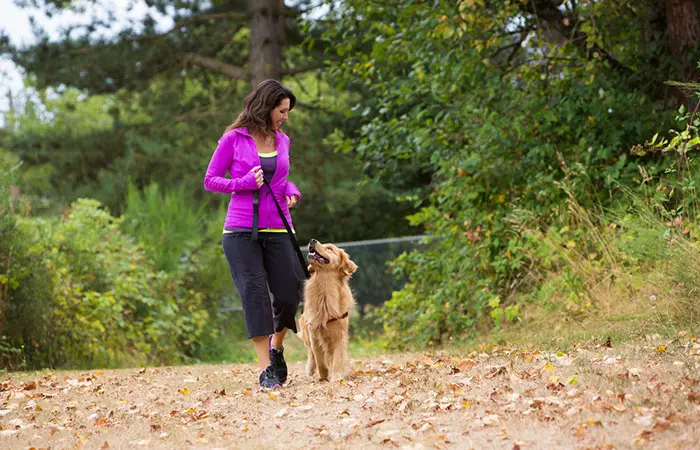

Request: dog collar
left=326, top=312, right=349, bottom=324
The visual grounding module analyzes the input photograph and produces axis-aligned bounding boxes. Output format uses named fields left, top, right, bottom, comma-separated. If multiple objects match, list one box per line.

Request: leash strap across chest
left=326, top=311, right=349, bottom=324
left=254, top=179, right=310, bottom=279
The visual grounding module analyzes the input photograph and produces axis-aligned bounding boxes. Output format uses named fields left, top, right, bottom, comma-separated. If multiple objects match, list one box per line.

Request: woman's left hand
left=286, top=195, right=298, bottom=208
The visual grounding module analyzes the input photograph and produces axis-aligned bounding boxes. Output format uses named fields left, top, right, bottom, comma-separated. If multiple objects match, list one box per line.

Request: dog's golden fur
left=298, top=239, right=357, bottom=382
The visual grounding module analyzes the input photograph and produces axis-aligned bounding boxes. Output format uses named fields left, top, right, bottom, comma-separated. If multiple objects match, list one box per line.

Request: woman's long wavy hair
left=225, top=79, right=296, bottom=136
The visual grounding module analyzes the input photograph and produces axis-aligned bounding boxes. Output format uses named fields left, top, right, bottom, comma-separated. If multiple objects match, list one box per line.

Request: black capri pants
left=222, top=232, right=301, bottom=339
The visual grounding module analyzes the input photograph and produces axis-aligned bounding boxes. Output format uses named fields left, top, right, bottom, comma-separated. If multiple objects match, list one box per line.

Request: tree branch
left=175, top=11, right=249, bottom=26
left=281, top=65, right=324, bottom=76
left=523, top=0, right=633, bottom=77
left=182, top=53, right=248, bottom=81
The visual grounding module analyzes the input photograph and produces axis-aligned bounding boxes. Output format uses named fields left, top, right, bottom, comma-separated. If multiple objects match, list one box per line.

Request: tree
left=664, top=0, right=700, bottom=84
left=3, top=0, right=320, bottom=90
left=324, top=0, right=692, bottom=345
left=0, top=0, right=418, bottom=243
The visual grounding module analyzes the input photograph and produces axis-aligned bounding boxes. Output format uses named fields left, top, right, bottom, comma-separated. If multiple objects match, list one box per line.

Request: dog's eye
left=325, top=246, right=334, bottom=252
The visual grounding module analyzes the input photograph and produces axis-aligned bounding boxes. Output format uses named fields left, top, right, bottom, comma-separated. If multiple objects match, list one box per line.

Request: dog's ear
left=340, top=250, right=358, bottom=277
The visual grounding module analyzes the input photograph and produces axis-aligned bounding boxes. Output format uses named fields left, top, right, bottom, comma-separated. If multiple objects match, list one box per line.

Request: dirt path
left=1, top=334, right=698, bottom=449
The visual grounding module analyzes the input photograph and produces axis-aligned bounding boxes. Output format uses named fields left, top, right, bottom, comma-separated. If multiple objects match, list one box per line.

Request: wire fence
left=218, top=235, right=428, bottom=314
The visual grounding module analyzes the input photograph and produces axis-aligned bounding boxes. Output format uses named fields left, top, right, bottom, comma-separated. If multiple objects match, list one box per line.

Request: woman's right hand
left=251, top=166, right=263, bottom=188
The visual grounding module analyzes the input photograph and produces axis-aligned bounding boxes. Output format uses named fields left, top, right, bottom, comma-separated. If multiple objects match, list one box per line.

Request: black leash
left=252, top=180, right=310, bottom=279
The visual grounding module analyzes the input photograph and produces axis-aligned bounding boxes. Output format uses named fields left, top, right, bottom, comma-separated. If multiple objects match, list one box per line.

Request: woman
left=204, top=79, right=302, bottom=389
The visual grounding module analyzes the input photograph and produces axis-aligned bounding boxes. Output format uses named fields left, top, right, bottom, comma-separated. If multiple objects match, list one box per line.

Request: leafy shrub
left=0, top=150, right=56, bottom=369
left=2, top=197, right=215, bottom=369
left=327, top=1, right=679, bottom=347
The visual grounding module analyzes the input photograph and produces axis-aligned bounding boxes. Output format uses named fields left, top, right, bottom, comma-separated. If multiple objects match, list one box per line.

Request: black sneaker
left=269, top=346, right=288, bottom=383
left=259, top=366, right=282, bottom=389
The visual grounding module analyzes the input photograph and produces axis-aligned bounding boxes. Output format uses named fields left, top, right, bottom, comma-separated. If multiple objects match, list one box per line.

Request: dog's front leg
left=330, top=339, right=348, bottom=382
left=305, top=345, right=317, bottom=377
left=309, top=333, right=329, bottom=381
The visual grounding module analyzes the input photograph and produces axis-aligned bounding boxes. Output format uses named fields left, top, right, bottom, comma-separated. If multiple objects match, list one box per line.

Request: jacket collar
left=233, top=127, right=283, bottom=139
left=232, top=127, right=251, bottom=137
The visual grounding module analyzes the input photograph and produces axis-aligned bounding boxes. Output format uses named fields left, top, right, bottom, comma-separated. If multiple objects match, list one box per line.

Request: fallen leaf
left=611, top=403, right=626, bottom=412
left=457, top=360, right=476, bottom=372
left=366, top=418, right=386, bottom=428
left=653, top=419, right=671, bottom=432
left=485, top=366, right=507, bottom=378
left=178, top=387, right=190, bottom=396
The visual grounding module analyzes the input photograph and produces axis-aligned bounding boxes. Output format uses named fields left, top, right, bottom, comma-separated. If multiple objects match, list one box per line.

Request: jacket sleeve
left=284, top=181, right=302, bottom=199
left=203, top=134, right=258, bottom=193
left=282, top=134, right=302, bottom=199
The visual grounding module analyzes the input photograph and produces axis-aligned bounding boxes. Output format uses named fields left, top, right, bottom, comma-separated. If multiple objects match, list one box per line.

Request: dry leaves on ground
left=0, top=332, right=699, bottom=449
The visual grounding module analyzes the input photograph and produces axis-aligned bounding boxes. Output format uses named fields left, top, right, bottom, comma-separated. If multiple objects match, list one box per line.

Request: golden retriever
left=297, top=239, right=357, bottom=382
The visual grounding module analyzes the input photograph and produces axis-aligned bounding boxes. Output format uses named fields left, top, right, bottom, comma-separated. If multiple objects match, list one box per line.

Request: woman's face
left=270, top=98, right=291, bottom=130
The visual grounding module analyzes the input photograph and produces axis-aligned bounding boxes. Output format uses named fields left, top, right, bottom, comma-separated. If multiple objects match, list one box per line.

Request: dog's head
left=307, top=239, right=357, bottom=278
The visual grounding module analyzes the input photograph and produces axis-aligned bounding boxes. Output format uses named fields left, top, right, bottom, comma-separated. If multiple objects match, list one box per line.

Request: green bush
left=18, top=198, right=216, bottom=368
left=119, top=181, right=239, bottom=351
left=0, top=150, right=55, bottom=369
left=327, top=1, right=679, bottom=347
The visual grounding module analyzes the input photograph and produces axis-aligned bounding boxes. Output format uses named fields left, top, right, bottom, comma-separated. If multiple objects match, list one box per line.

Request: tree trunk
left=665, top=0, right=700, bottom=82
left=248, top=0, right=285, bottom=86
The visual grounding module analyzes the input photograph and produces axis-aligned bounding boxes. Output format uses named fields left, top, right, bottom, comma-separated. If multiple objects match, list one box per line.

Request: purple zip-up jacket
left=203, top=127, right=302, bottom=230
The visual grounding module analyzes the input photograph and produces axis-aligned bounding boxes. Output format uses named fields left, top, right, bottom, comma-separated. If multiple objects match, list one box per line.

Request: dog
left=297, top=239, right=357, bottom=382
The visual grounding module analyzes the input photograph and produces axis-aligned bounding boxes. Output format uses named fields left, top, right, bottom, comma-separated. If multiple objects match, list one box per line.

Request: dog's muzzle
left=308, top=239, right=329, bottom=264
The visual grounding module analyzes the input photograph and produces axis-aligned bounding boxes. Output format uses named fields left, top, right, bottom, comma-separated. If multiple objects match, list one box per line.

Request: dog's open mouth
left=308, top=244, right=330, bottom=264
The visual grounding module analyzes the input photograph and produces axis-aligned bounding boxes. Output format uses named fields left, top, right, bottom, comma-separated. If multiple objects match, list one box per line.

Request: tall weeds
left=514, top=183, right=700, bottom=335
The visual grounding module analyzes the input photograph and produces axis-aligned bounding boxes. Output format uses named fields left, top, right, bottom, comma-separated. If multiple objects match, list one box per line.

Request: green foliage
left=325, top=0, right=681, bottom=346
left=0, top=149, right=61, bottom=368
left=122, top=181, right=207, bottom=273
left=19, top=198, right=216, bottom=368
left=0, top=188, right=223, bottom=369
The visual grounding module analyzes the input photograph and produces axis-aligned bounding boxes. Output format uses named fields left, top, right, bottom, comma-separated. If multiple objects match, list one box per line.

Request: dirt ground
left=1, top=332, right=698, bottom=450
